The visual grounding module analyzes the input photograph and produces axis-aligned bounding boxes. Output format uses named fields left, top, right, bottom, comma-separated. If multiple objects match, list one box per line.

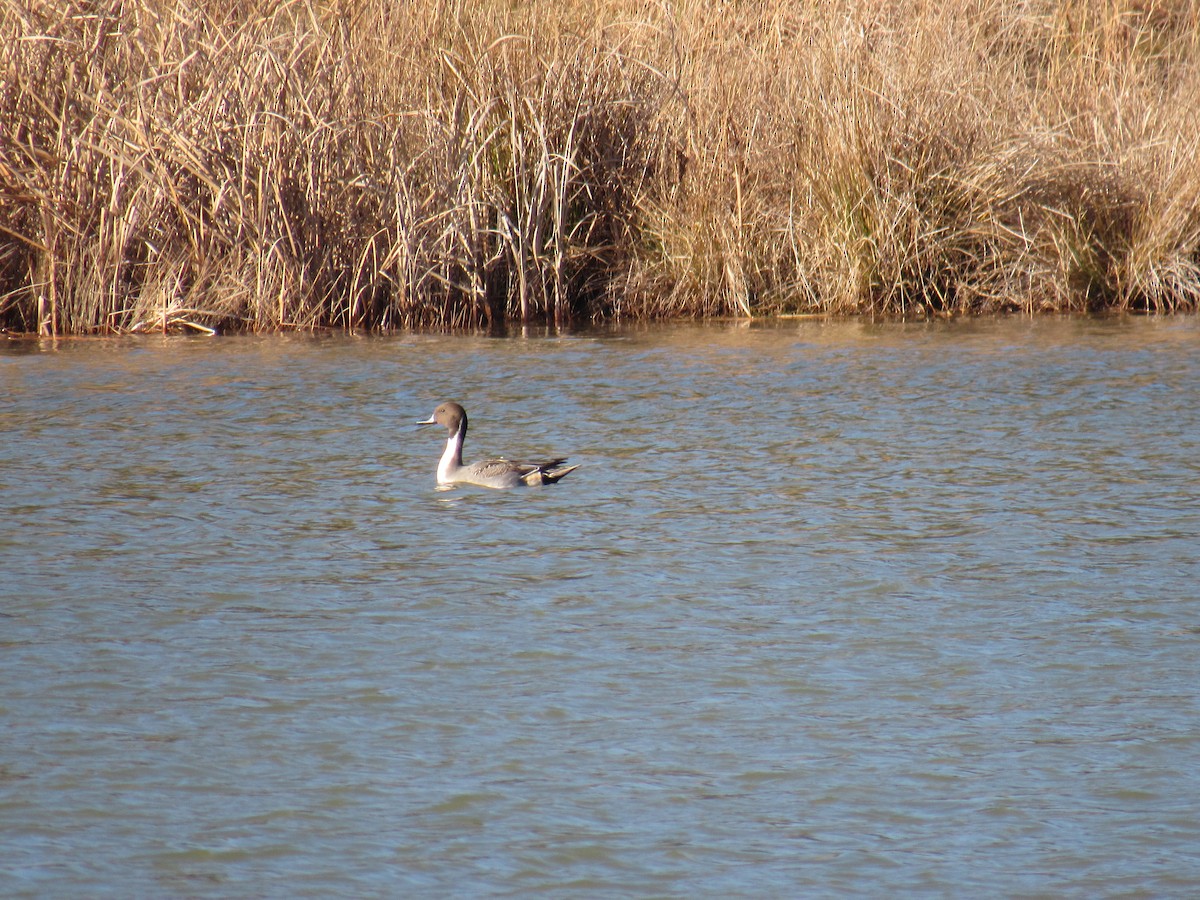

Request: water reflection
left=3, top=317, right=1199, bottom=895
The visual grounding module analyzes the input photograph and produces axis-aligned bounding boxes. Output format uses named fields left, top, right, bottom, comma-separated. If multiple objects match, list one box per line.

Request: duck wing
left=467, top=458, right=528, bottom=479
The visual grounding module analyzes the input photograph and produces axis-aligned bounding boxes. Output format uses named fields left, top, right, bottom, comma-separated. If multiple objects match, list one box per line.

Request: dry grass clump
left=2, top=0, right=1199, bottom=333
left=0, top=0, right=671, bottom=332
left=631, top=0, right=1200, bottom=317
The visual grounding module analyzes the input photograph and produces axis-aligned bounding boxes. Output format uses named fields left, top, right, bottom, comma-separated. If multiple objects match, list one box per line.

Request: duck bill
left=417, top=415, right=436, bottom=426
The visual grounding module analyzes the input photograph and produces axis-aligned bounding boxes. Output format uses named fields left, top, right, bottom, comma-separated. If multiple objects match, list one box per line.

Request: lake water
left=2, top=317, right=1199, bottom=897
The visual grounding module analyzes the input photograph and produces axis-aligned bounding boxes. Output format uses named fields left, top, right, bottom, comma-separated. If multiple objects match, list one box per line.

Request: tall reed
left=2, top=0, right=1198, bottom=333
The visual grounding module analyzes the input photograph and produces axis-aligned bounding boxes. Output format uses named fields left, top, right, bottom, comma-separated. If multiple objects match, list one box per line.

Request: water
left=2, top=317, right=1199, bottom=897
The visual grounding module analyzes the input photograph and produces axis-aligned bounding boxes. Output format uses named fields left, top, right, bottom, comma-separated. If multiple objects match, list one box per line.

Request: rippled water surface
left=3, top=317, right=1200, bottom=896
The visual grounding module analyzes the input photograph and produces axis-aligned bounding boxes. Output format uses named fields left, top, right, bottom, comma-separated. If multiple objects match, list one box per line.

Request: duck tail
left=522, top=463, right=579, bottom=486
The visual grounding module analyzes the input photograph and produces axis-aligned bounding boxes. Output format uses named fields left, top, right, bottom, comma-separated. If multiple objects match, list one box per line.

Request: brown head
left=418, top=401, right=468, bottom=437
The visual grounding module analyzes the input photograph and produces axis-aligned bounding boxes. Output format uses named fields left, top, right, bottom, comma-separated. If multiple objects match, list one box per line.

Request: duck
left=418, top=401, right=579, bottom=489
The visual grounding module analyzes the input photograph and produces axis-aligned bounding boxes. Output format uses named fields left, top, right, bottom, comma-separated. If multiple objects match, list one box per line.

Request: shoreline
left=2, top=307, right=1181, bottom=344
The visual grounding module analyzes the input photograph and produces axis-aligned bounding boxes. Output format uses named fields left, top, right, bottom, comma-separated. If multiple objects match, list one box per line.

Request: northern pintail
left=418, top=401, right=579, bottom=489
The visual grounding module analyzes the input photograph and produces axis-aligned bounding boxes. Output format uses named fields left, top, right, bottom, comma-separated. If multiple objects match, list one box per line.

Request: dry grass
left=2, top=0, right=1198, bottom=333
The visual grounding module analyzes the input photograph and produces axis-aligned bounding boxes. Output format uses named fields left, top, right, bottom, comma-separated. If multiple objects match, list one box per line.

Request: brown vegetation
left=2, top=0, right=1199, bottom=333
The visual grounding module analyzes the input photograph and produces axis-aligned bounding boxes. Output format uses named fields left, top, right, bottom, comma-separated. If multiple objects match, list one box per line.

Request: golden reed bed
left=2, top=0, right=1198, bottom=334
